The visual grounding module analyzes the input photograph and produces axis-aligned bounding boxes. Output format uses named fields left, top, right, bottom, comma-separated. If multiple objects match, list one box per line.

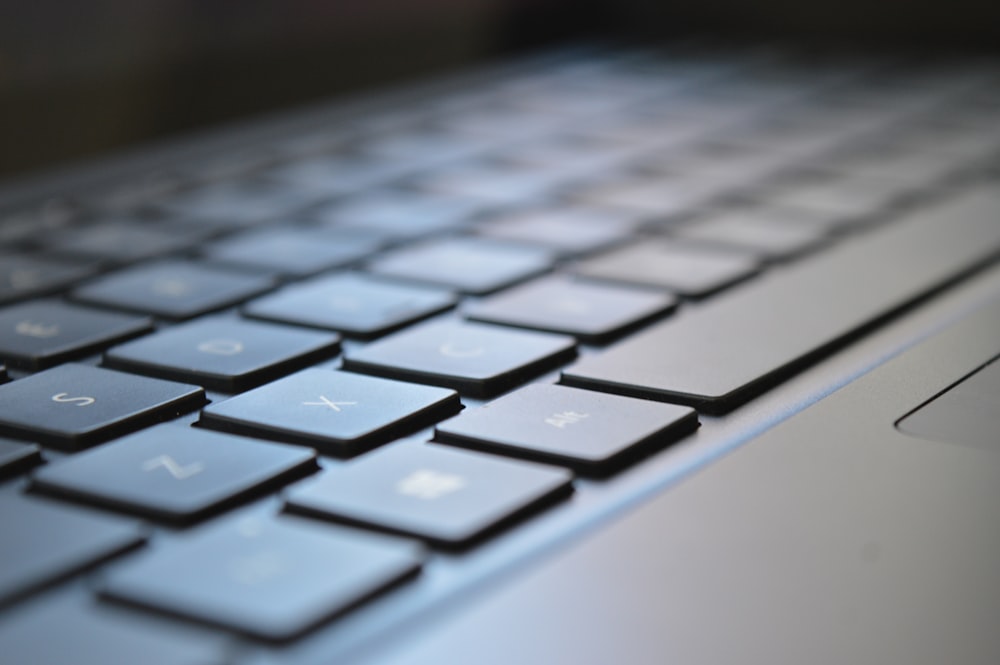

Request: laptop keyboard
left=1, top=43, right=1000, bottom=663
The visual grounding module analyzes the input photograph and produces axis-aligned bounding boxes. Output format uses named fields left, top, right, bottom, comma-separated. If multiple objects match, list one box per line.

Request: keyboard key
left=748, top=174, right=908, bottom=222
left=463, top=275, right=677, bottom=343
left=73, top=260, right=274, bottom=320
left=200, top=368, right=460, bottom=455
left=32, top=424, right=317, bottom=523
left=574, top=240, right=761, bottom=298
left=563, top=188, right=1000, bottom=412
left=101, top=514, right=423, bottom=641
left=202, top=228, right=380, bottom=278
left=0, top=364, right=204, bottom=450
left=0, top=438, right=42, bottom=479
left=0, top=300, right=152, bottom=370
left=0, top=494, right=144, bottom=606
left=671, top=213, right=827, bottom=260
left=474, top=207, right=634, bottom=256
left=0, top=255, right=94, bottom=305
left=286, top=441, right=573, bottom=546
left=343, top=320, right=577, bottom=397
left=311, top=190, right=484, bottom=241
left=266, top=154, right=410, bottom=196
left=42, top=220, right=208, bottom=264
left=103, top=318, right=340, bottom=391
left=158, top=180, right=316, bottom=228
left=414, top=162, right=565, bottom=204
left=366, top=238, right=553, bottom=295
left=244, top=273, right=457, bottom=338
left=436, top=384, right=698, bottom=473
left=571, top=177, right=719, bottom=219
left=0, top=597, right=228, bottom=665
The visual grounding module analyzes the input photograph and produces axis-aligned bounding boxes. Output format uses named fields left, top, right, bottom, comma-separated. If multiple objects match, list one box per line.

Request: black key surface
left=267, top=155, right=409, bottom=196
left=436, top=384, right=698, bottom=473
left=312, top=190, right=484, bottom=241
left=0, top=363, right=204, bottom=450
left=158, top=180, right=315, bottom=228
left=563, top=188, right=1000, bottom=411
left=571, top=177, right=719, bottom=218
left=101, top=514, right=423, bottom=641
left=0, top=597, right=227, bottom=665
left=200, top=368, right=460, bottom=455
left=414, top=162, right=565, bottom=204
left=573, top=240, right=761, bottom=298
left=0, top=254, right=94, bottom=305
left=104, top=317, right=340, bottom=391
left=475, top=207, right=634, bottom=256
left=366, top=238, right=553, bottom=295
left=73, top=260, right=274, bottom=320
left=749, top=174, right=907, bottom=223
left=32, top=424, right=317, bottom=523
left=0, top=300, right=152, bottom=370
left=672, top=213, right=827, bottom=260
left=244, top=273, right=457, bottom=338
left=0, top=437, right=42, bottom=479
left=0, top=494, right=144, bottom=606
left=42, top=221, right=207, bottom=264
left=202, top=228, right=380, bottom=277
left=286, top=441, right=573, bottom=546
left=343, top=320, right=576, bottom=397
left=463, top=275, right=677, bottom=343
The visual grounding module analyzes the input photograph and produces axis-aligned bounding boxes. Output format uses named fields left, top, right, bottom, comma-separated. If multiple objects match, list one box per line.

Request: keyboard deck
left=1, top=43, right=999, bottom=664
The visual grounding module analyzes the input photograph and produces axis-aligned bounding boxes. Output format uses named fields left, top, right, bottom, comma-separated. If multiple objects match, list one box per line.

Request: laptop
left=1, top=2, right=998, bottom=664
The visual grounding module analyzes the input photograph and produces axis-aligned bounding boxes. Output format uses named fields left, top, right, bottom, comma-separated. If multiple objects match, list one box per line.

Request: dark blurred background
left=2, top=0, right=998, bottom=179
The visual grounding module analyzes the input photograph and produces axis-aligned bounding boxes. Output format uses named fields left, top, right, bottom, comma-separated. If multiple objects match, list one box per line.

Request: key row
left=1, top=378, right=699, bottom=638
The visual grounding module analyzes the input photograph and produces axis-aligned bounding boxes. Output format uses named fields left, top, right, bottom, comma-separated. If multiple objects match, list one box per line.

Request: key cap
left=414, top=162, right=565, bottom=204
left=0, top=597, right=227, bottom=665
left=101, top=514, right=423, bottom=641
left=0, top=438, right=42, bottom=478
left=32, top=424, right=317, bottom=523
left=436, top=384, right=698, bottom=473
left=573, top=240, right=761, bottom=298
left=463, top=275, right=677, bottom=343
left=571, top=177, right=720, bottom=219
left=474, top=207, right=635, bottom=257
left=73, top=260, right=274, bottom=320
left=0, top=363, right=205, bottom=450
left=103, top=317, right=340, bottom=391
left=202, top=228, right=380, bottom=278
left=200, top=368, right=460, bottom=455
left=42, top=220, right=208, bottom=264
left=671, top=213, right=827, bottom=260
left=244, top=273, right=457, bottom=338
left=311, top=190, right=484, bottom=241
left=0, top=494, right=144, bottom=606
left=158, top=180, right=316, bottom=228
left=361, top=131, right=487, bottom=166
left=343, top=320, right=577, bottom=397
left=266, top=154, right=410, bottom=196
left=0, top=254, right=94, bottom=305
left=286, top=441, right=573, bottom=546
left=562, top=188, right=1000, bottom=412
left=0, top=300, right=152, bottom=370
left=748, top=174, right=908, bottom=223
left=367, top=238, right=553, bottom=295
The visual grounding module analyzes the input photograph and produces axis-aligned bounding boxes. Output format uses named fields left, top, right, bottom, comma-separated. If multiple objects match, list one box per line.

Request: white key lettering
left=544, top=410, right=589, bottom=428
left=141, top=454, right=205, bottom=480
left=15, top=320, right=60, bottom=338
left=196, top=338, right=244, bottom=355
left=302, top=396, right=357, bottom=412
left=51, top=392, right=96, bottom=407
left=396, top=469, right=467, bottom=500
